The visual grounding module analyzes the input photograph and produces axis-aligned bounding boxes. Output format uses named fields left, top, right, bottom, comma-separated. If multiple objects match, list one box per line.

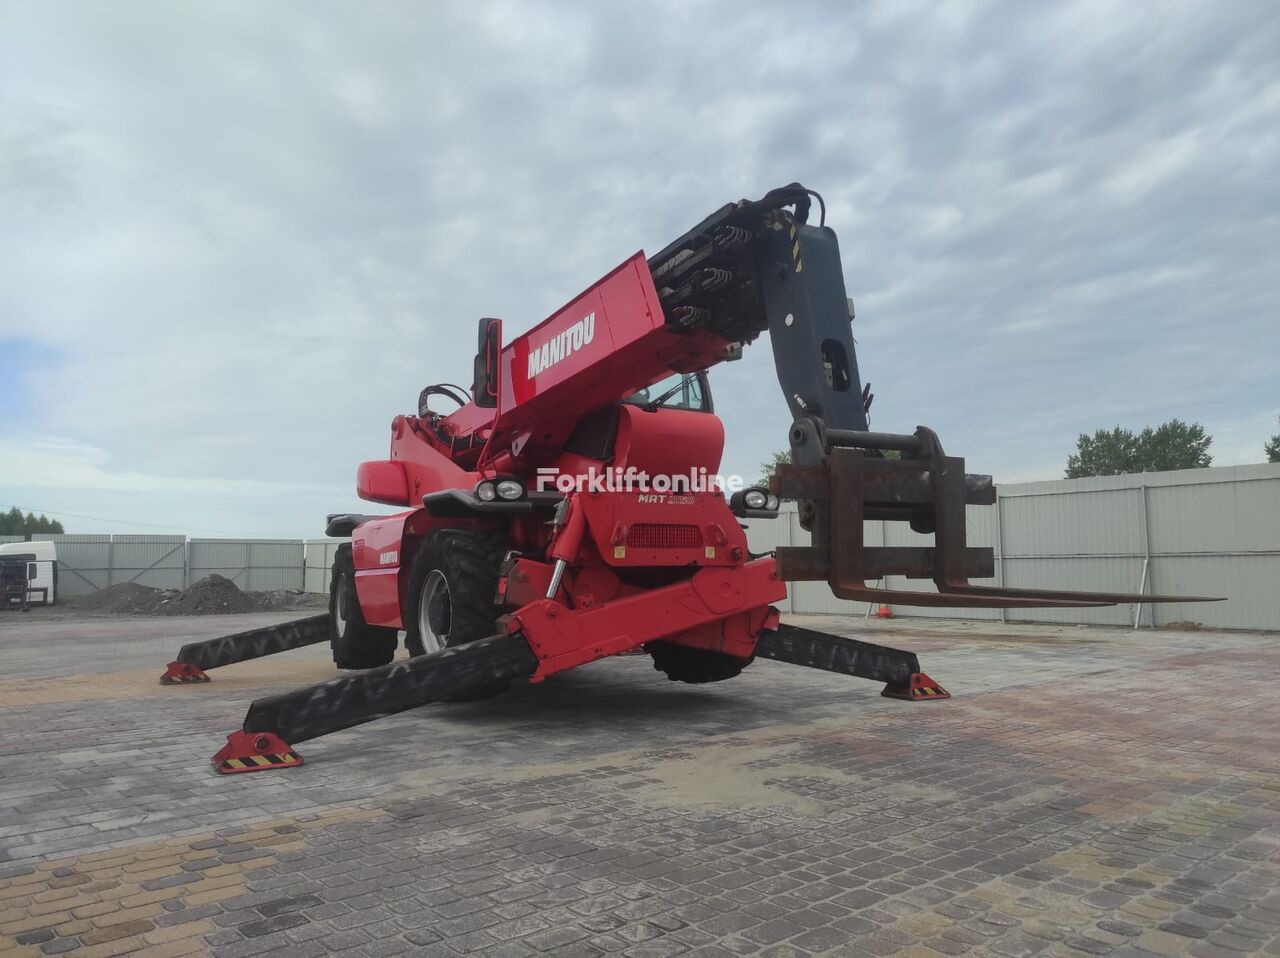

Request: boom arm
left=449, top=184, right=870, bottom=469
left=429, top=185, right=1216, bottom=611
left=644, top=183, right=870, bottom=434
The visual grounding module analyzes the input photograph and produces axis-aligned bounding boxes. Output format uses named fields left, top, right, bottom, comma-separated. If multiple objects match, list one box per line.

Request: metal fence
left=744, top=462, right=1280, bottom=631
left=303, top=539, right=348, bottom=594
left=0, top=534, right=315, bottom=596
left=0, top=534, right=188, bottom=595
left=6, top=462, right=1276, bottom=629
left=188, top=539, right=305, bottom=592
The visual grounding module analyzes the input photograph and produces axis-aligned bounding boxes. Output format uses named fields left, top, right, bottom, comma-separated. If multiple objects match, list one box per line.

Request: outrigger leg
left=755, top=622, right=950, bottom=701
left=212, top=633, right=539, bottom=773
left=212, top=620, right=949, bottom=773
left=160, top=614, right=330, bottom=685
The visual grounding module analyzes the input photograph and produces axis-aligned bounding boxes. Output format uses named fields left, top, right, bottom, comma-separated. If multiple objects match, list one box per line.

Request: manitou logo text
left=379, top=551, right=398, bottom=566
left=527, top=312, right=595, bottom=378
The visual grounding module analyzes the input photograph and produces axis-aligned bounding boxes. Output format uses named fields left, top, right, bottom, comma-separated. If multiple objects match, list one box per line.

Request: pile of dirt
left=69, top=582, right=166, bottom=615
left=156, top=574, right=256, bottom=615
left=67, top=575, right=328, bottom=616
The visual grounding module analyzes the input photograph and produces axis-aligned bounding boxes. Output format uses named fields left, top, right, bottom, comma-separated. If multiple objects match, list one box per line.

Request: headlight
left=475, top=480, right=497, bottom=502
left=495, top=478, right=525, bottom=501
left=729, top=486, right=780, bottom=518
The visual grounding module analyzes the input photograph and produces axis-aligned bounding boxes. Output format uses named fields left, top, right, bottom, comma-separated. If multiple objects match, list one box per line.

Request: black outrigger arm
left=211, top=633, right=539, bottom=773
left=160, top=614, right=331, bottom=684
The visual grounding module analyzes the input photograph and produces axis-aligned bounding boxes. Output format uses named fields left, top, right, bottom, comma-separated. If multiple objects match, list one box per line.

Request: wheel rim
left=417, top=570, right=450, bottom=653
left=334, top=574, right=349, bottom=636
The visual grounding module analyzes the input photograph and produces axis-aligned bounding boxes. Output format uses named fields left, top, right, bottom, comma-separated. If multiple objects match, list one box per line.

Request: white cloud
left=1102, top=131, right=1201, bottom=201
left=1, top=1, right=1277, bottom=536
left=0, top=436, right=333, bottom=498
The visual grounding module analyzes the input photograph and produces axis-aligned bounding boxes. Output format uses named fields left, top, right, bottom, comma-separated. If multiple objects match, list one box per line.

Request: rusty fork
left=771, top=421, right=1220, bottom=609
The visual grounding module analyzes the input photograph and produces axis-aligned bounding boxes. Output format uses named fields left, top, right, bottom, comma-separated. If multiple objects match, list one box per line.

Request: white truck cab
left=0, top=540, right=57, bottom=606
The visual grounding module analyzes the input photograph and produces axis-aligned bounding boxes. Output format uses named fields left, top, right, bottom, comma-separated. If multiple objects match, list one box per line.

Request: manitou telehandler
left=158, top=184, right=1213, bottom=773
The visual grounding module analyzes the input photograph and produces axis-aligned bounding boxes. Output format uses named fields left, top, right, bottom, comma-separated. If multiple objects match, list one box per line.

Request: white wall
left=9, top=462, right=1276, bottom=629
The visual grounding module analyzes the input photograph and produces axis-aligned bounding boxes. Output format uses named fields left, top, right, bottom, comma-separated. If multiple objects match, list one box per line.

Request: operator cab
left=562, top=371, right=715, bottom=466
left=622, top=371, right=712, bottom=413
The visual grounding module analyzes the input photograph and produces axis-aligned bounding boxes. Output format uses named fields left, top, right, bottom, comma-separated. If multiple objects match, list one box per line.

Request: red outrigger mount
left=212, top=731, right=303, bottom=774
left=160, top=661, right=209, bottom=685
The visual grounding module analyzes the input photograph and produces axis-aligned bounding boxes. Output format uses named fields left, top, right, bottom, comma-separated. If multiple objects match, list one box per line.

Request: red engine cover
left=575, top=490, right=747, bottom=568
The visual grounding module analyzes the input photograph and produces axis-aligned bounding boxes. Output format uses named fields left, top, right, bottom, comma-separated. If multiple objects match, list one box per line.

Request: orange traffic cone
left=874, top=604, right=893, bottom=619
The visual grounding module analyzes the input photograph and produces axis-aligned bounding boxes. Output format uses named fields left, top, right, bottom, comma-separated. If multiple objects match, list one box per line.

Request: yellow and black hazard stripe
left=789, top=221, right=804, bottom=273
left=219, top=752, right=302, bottom=772
left=882, top=673, right=951, bottom=701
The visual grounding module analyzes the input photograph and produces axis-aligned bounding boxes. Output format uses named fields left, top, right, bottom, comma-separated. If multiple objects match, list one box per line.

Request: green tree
left=1266, top=417, right=1280, bottom=463
left=1066, top=420, right=1212, bottom=478
left=757, top=451, right=791, bottom=487
left=0, top=508, right=64, bottom=535
left=758, top=447, right=899, bottom=487
left=35, top=514, right=64, bottom=533
left=0, top=507, right=19, bottom=534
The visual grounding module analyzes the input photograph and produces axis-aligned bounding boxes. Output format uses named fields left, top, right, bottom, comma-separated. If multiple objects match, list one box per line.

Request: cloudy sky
left=2, top=1, right=1277, bottom=538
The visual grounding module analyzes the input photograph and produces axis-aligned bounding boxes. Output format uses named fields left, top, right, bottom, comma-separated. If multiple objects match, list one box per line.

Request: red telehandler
left=158, top=184, right=1214, bottom=773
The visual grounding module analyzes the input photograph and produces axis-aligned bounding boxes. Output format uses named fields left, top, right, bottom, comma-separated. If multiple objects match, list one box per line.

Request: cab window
left=623, top=373, right=711, bottom=412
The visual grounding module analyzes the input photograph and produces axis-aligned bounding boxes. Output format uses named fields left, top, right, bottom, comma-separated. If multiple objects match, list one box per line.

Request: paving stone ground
left=0, top=609, right=1277, bottom=957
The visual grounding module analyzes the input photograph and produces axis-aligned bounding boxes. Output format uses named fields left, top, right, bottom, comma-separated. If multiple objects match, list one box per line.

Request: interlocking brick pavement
left=0, top=611, right=1277, bottom=956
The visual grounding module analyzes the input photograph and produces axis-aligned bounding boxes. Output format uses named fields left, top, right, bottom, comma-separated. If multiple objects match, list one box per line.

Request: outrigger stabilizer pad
left=881, top=672, right=950, bottom=701
left=160, top=661, right=210, bottom=685
left=213, top=731, right=303, bottom=774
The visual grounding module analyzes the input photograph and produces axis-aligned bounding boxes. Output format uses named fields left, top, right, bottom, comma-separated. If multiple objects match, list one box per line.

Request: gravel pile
left=67, top=582, right=163, bottom=615
left=68, top=574, right=327, bottom=616
left=157, top=574, right=256, bottom=615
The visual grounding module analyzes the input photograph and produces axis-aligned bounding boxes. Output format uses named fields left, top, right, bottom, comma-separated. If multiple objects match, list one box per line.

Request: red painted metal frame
left=511, top=558, right=786, bottom=680
left=340, top=250, right=782, bottom=655
left=574, top=489, right=748, bottom=569
left=340, top=244, right=747, bottom=636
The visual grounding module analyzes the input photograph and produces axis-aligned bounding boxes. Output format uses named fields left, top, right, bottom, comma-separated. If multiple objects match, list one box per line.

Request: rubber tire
left=646, top=641, right=752, bottom=684
left=404, top=529, right=510, bottom=701
left=330, top=544, right=398, bottom=669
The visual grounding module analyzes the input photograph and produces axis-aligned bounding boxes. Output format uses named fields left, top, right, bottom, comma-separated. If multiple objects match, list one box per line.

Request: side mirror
left=473, top=317, right=501, bottom=408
